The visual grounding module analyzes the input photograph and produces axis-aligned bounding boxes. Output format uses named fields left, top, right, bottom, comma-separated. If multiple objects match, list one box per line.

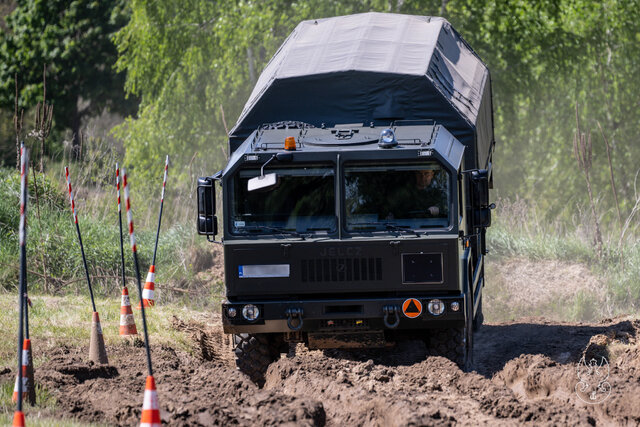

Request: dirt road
left=2, top=315, right=639, bottom=426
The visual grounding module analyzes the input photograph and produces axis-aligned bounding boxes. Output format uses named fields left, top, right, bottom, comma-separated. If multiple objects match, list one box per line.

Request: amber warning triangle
left=402, top=298, right=422, bottom=318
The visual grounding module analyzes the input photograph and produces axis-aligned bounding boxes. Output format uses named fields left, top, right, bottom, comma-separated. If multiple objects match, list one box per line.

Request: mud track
left=2, top=316, right=639, bottom=426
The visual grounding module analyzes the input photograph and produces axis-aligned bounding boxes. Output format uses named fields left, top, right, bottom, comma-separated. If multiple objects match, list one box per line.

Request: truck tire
left=428, top=327, right=469, bottom=370
left=233, top=333, right=283, bottom=386
left=473, top=295, right=484, bottom=332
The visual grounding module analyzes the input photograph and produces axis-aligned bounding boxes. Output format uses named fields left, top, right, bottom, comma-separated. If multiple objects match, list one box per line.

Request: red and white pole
left=13, top=145, right=28, bottom=426
left=64, top=167, right=97, bottom=313
left=122, top=168, right=154, bottom=376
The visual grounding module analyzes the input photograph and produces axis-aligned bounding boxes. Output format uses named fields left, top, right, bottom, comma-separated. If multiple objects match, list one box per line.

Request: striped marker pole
left=66, top=167, right=108, bottom=363
left=18, top=145, right=31, bottom=342
left=153, top=155, right=169, bottom=268
left=122, top=168, right=154, bottom=376
left=65, top=167, right=97, bottom=313
left=14, top=145, right=28, bottom=422
left=123, top=168, right=159, bottom=425
left=116, top=163, right=127, bottom=293
left=140, top=156, right=169, bottom=309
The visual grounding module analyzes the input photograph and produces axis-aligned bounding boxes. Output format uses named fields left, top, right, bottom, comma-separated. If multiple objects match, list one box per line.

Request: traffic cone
left=119, top=287, right=138, bottom=336
left=137, top=265, right=156, bottom=309
left=89, top=312, right=109, bottom=364
left=12, top=411, right=25, bottom=427
left=25, top=339, right=35, bottom=405
left=12, top=339, right=32, bottom=404
left=140, top=375, right=161, bottom=427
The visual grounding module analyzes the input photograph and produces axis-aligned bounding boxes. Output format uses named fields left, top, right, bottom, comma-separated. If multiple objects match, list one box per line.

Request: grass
left=485, top=197, right=640, bottom=322
left=0, top=381, right=56, bottom=415
left=0, top=166, right=219, bottom=300
left=0, top=294, right=218, bottom=370
left=0, top=293, right=218, bottom=425
left=0, top=414, right=106, bottom=427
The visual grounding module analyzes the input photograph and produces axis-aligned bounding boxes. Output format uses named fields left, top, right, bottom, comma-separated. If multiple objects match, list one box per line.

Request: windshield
left=232, top=166, right=336, bottom=235
left=344, top=164, right=450, bottom=232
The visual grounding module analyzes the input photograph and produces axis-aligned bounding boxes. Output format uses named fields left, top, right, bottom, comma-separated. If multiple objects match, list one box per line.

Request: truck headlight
left=242, top=304, right=260, bottom=321
left=227, top=307, right=237, bottom=318
left=450, top=301, right=460, bottom=312
left=427, top=299, right=445, bottom=316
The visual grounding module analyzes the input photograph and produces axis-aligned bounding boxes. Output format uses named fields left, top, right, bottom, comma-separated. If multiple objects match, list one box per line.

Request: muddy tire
left=233, top=333, right=283, bottom=386
left=473, top=296, right=484, bottom=332
left=428, top=327, right=469, bottom=370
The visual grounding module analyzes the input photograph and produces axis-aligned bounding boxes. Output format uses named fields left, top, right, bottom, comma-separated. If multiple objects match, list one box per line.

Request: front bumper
left=222, top=295, right=465, bottom=334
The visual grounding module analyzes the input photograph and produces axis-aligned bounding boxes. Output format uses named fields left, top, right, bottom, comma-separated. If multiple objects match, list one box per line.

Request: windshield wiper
left=348, top=222, right=422, bottom=237
left=238, top=225, right=306, bottom=239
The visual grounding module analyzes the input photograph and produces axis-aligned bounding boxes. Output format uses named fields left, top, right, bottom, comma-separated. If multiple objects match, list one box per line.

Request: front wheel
left=233, top=333, right=284, bottom=386
left=428, top=327, right=471, bottom=371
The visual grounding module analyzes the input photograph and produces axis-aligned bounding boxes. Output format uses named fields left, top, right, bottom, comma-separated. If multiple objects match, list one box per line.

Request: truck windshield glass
left=345, top=164, right=450, bottom=231
left=232, top=166, right=336, bottom=235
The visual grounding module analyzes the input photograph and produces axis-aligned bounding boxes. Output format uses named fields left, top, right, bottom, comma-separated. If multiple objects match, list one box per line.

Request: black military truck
left=197, top=13, right=494, bottom=382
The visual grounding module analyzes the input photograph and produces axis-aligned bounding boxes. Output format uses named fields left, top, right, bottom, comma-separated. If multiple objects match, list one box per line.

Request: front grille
left=301, top=258, right=382, bottom=282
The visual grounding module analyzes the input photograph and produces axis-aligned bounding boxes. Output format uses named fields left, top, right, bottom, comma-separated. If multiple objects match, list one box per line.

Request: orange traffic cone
left=140, top=375, right=161, bottom=427
left=119, top=287, right=138, bottom=336
left=89, top=312, right=109, bottom=364
left=12, top=339, right=31, bottom=404
left=137, top=265, right=156, bottom=308
left=12, top=411, right=25, bottom=427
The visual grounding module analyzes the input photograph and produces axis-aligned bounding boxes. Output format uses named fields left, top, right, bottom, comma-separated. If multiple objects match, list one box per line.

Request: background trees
left=1, top=0, right=640, bottom=230
left=0, top=0, right=137, bottom=161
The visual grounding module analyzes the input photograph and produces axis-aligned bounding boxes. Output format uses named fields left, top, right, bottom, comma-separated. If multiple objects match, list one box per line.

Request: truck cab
left=197, top=12, right=495, bottom=383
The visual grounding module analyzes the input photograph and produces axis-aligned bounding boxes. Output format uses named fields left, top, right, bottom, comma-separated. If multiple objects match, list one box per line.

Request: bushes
left=0, top=166, right=206, bottom=298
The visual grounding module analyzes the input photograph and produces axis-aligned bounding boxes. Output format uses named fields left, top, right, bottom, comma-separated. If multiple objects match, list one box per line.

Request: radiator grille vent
left=301, top=258, right=382, bottom=282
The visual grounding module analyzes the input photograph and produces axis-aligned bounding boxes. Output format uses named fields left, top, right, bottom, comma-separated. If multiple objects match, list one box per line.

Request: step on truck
left=197, top=12, right=495, bottom=384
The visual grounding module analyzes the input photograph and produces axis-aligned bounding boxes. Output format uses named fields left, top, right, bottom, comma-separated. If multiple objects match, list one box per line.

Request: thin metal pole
left=116, top=164, right=126, bottom=289
left=65, top=167, right=97, bottom=313
left=24, top=297, right=29, bottom=339
left=151, top=156, right=169, bottom=266
left=21, top=145, right=30, bottom=341
left=123, top=168, right=153, bottom=376
left=16, top=146, right=29, bottom=413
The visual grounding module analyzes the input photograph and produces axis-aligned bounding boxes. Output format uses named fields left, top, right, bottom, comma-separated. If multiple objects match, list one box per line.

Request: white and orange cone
left=12, top=411, right=25, bottom=427
left=137, top=265, right=156, bottom=309
left=140, top=375, right=161, bottom=427
left=89, top=312, right=109, bottom=364
left=12, top=339, right=31, bottom=404
left=119, top=287, right=138, bottom=336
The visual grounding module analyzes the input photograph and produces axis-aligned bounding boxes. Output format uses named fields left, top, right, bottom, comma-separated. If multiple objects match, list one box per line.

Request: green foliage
left=0, top=167, right=66, bottom=237
left=0, top=166, right=204, bottom=296
left=113, top=0, right=640, bottom=234
left=0, top=0, right=138, bottom=157
left=111, top=0, right=428, bottom=183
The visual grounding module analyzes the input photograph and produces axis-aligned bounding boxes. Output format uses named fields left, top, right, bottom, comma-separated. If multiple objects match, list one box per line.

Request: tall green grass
left=486, top=197, right=640, bottom=319
left=0, top=165, right=217, bottom=299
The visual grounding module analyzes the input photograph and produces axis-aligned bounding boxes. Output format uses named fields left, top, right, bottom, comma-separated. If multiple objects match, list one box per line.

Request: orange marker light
left=284, top=136, right=296, bottom=151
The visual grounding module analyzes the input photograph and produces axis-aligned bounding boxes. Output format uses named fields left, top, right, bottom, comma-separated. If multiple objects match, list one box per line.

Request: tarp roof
left=229, top=12, right=494, bottom=169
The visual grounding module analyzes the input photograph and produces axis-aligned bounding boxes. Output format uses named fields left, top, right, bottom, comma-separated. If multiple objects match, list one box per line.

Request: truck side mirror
left=197, top=177, right=218, bottom=237
left=470, top=169, right=491, bottom=228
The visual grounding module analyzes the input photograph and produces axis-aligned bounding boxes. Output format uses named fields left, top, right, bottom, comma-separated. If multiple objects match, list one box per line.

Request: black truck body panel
left=224, top=237, right=460, bottom=298
left=198, top=13, right=494, bottom=354
left=229, top=12, right=494, bottom=172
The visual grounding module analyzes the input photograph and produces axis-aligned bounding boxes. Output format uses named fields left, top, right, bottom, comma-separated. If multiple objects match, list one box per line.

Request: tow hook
left=383, top=305, right=400, bottom=329
left=285, top=308, right=304, bottom=331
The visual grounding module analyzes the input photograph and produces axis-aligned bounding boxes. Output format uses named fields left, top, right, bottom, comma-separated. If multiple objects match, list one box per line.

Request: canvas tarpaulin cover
left=229, top=12, right=494, bottom=170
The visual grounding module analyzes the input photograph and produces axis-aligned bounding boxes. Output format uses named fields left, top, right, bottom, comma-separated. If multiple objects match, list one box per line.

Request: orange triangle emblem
left=402, top=298, right=422, bottom=318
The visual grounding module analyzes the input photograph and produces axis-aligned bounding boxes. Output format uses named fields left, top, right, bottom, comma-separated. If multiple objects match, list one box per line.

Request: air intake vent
left=301, top=258, right=382, bottom=282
